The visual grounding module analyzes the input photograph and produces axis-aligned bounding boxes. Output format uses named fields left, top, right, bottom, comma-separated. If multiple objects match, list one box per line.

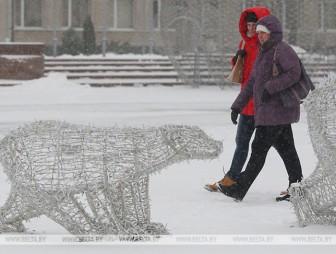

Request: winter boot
left=216, top=182, right=244, bottom=202
left=276, top=194, right=290, bottom=202
left=276, top=190, right=290, bottom=202
left=204, top=176, right=236, bottom=192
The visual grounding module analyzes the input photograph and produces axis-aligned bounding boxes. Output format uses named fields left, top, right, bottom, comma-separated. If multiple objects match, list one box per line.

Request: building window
left=106, top=0, right=115, bottom=28
left=14, top=0, right=22, bottom=26
left=14, top=0, right=43, bottom=27
left=243, top=0, right=260, bottom=8
left=116, top=0, right=134, bottom=28
left=105, top=0, right=134, bottom=29
left=282, top=1, right=301, bottom=31
left=321, top=1, right=336, bottom=30
left=153, top=0, right=160, bottom=29
left=62, top=0, right=90, bottom=28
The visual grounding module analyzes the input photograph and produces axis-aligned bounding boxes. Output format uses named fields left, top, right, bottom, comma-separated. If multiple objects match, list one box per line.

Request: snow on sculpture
left=290, top=74, right=336, bottom=226
left=0, top=120, right=222, bottom=235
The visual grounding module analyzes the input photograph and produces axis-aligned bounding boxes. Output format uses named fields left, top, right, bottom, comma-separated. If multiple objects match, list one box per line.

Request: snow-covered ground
left=0, top=72, right=335, bottom=253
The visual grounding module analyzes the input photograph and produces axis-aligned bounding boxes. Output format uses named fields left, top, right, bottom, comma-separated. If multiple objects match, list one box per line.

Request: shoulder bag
left=272, top=44, right=315, bottom=109
left=227, top=40, right=246, bottom=84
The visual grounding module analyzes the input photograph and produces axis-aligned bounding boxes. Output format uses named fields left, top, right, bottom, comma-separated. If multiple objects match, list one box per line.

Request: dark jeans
left=226, top=114, right=255, bottom=181
left=231, top=124, right=303, bottom=200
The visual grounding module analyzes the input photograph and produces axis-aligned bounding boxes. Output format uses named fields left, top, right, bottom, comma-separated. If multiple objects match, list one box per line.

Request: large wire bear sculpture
left=290, top=75, right=336, bottom=226
left=0, top=120, right=222, bottom=235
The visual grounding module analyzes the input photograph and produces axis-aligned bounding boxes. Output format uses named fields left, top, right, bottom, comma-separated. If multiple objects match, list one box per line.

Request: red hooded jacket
left=232, top=6, right=270, bottom=116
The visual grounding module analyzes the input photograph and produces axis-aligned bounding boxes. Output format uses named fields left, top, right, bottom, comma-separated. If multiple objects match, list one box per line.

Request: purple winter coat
left=231, top=15, right=301, bottom=127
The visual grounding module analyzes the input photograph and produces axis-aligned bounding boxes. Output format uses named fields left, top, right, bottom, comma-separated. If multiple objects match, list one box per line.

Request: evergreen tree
left=62, top=28, right=82, bottom=55
left=82, top=16, right=96, bottom=55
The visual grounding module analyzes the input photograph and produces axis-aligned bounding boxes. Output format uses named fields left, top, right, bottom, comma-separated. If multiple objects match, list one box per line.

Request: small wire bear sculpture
left=0, top=120, right=222, bottom=235
left=290, top=75, right=336, bottom=226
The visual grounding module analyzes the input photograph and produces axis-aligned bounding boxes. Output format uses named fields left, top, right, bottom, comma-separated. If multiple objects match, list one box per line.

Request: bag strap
left=241, top=40, right=246, bottom=50
left=272, top=44, right=281, bottom=76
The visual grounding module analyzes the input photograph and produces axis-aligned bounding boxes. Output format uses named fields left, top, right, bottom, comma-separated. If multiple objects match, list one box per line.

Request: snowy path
left=0, top=73, right=335, bottom=253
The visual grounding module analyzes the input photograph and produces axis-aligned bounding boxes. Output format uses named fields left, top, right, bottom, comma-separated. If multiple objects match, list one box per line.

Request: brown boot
left=204, top=182, right=219, bottom=192
left=204, top=176, right=235, bottom=192
left=219, top=176, right=236, bottom=187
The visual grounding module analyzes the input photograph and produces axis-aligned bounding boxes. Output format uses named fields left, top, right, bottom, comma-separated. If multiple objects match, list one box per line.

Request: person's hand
left=261, top=89, right=271, bottom=103
left=231, top=109, right=239, bottom=125
left=233, top=50, right=246, bottom=64
left=236, top=49, right=246, bottom=58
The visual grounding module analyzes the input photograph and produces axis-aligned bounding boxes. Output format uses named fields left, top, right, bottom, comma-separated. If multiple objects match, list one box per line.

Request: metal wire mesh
left=290, top=74, right=336, bottom=226
left=159, top=0, right=336, bottom=86
left=0, top=120, right=222, bottom=235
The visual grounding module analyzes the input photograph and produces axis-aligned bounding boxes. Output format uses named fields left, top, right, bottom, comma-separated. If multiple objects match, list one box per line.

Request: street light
left=5, top=0, right=10, bottom=42
left=102, top=0, right=107, bottom=57
left=52, top=0, right=57, bottom=56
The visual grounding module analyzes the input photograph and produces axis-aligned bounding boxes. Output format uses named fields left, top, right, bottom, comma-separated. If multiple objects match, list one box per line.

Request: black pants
left=232, top=124, right=303, bottom=200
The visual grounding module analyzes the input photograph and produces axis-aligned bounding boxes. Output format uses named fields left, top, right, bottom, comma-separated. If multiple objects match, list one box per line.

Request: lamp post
left=141, top=0, right=146, bottom=54
left=5, top=0, right=10, bottom=42
left=52, top=0, right=57, bottom=56
left=102, top=0, right=107, bottom=57
left=148, top=0, right=154, bottom=55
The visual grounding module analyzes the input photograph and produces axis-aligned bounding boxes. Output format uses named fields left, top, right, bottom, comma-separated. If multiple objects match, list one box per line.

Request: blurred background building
left=0, top=0, right=335, bottom=56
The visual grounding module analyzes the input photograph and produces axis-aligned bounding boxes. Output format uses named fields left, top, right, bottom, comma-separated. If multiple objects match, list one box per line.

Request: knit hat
left=245, top=12, right=258, bottom=23
left=256, top=24, right=271, bottom=34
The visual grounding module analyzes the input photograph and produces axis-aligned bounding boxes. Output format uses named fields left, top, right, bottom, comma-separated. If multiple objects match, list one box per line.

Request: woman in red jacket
left=218, top=15, right=303, bottom=202
left=205, top=6, right=270, bottom=192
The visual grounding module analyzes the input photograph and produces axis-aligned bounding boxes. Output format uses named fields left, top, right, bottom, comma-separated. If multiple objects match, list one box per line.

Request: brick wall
left=0, top=43, right=44, bottom=80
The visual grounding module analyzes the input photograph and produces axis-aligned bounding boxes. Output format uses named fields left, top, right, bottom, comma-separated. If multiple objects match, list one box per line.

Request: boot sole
left=275, top=194, right=290, bottom=202
left=204, top=184, right=218, bottom=192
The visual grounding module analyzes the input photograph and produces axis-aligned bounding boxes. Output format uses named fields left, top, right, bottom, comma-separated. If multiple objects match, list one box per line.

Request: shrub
left=82, top=16, right=96, bottom=55
left=108, top=41, right=135, bottom=54
left=62, top=28, right=82, bottom=55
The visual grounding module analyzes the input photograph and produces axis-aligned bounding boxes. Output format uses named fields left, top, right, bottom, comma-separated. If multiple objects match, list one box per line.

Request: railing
left=44, top=53, right=335, bottom=87
left=2, top=53, right=333, bottom=87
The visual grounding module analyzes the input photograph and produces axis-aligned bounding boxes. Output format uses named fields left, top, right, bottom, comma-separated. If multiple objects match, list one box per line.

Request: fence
left=159, top=0, right=336, bottom=86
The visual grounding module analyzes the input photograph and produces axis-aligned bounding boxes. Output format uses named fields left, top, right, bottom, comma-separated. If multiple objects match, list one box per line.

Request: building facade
left=0, top=0, right=163, bottom=55
left=0, top=0, right=335, bottom=55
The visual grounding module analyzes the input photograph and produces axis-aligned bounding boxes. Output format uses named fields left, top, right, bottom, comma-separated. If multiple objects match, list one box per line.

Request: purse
left=227, top=40, right=246, bottom=84
left=272, top=44, right=315, bottom=109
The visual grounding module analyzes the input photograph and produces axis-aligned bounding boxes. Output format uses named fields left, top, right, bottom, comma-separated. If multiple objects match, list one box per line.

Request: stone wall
left=0, top=43, right=44, bottom=80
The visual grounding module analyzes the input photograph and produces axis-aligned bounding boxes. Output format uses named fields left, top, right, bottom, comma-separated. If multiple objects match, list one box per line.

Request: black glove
left=233, top=50, right=246, bottom=65
left=231, top=109, right=239, bottom=125
left=236, top=49, right=246, bottom=58
left=261, top=89, right=271, bottom=103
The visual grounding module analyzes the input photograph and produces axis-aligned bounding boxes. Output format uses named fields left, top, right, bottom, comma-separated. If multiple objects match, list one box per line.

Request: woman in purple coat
left=217, top=15, right=303, bottom=201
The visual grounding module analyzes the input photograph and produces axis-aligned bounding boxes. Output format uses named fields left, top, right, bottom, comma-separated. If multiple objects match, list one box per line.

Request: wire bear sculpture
left=290, top=75, right=336, bottom=226
left=0, top=120, right=222, bottom=235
